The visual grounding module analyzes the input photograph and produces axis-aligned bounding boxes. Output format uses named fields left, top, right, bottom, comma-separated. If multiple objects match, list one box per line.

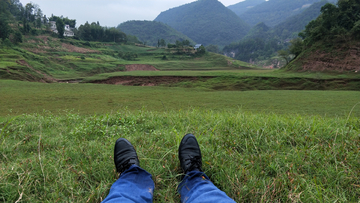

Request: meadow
left=1, top=36, right=360, bottom=202
left=1, top=79, right=360, bottom=202
left=1, top=109, right=359, bottom=202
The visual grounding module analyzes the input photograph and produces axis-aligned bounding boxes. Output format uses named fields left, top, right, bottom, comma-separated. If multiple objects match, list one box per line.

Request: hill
left=0, top=33, right=254, bottom=82
left=117, top=21, right=196, bottom=47
left=238, top=0, right=330, bottom=27
left=154, top=0, right=250, bottom=46
left=269, top=0, right=329, bottom=41
left=285, top=0, right=360, bottom=72
left=223, top=1, right=330, bottom=64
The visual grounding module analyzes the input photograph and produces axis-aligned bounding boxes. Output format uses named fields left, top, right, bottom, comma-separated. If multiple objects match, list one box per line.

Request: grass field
left=1, top=80, right=360, bottom=119
left=1, top=110, right=359, bottom=202
left=1, top=34, right=360, bottom=202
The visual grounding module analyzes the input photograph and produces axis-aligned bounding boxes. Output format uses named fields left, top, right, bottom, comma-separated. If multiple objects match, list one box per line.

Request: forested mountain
left=286, top=0, right=360, bottom=72
left=227, top=0, right=266, bottom=16
left=154, top=0, right=250, bottom=46
left=238, top=0, right=335, bottom=27
left=242, top=22, right=270, bottom=41
left=270, top=0, right=329, bottom=41
left=117, top=21, right=195, bottom=47
left=223, top=0, right=331, bottom=63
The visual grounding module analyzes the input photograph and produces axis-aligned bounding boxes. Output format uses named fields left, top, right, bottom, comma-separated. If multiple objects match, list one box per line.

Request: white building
left=49, top=21, right=74, bottom=37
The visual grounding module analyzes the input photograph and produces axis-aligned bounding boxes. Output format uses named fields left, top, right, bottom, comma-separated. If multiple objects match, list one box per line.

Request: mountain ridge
left=154, top=0, right=250, bottom=46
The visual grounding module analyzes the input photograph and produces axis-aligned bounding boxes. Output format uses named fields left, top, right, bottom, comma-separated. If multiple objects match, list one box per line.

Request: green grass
left=1, top=34, right=360, bottom=202
left=1, top=110, right=359, bottom=202
left=1, top=80, right=360, bottom=118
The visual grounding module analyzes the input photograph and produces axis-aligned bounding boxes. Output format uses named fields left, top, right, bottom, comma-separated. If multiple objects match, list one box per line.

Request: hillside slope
left=117, top=21, right=196, bottom=46
left=222, top=1, right=331, bottom=63
left=0, top=34, right=253, bottom=82
left=227, top=0, right=266, bottom=16
left=269, top=0, right=329, bottom=40
left=154, top=0, right=250, bottom=46
left=286, top=40, right=360, bottom=72
left=285, top=0, right=360, bottom=72
left=239, top=0, right=328, bottom=27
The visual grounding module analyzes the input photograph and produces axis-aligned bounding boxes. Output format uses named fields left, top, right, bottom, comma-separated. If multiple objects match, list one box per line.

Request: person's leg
left=178, top=171, right=235, bottom=203
left=177, top=134, right=236, bottom=203
left=102, top=138, right=154, bottom=203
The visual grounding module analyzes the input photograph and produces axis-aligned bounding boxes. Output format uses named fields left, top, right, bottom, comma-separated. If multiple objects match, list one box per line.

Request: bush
left=13, top=31, right=23, bottom=44
left=3, top=38, right=12, bottom=47
left=30, top=29, right=38, bottom=36
left=351, top=20, right=360, bottom=39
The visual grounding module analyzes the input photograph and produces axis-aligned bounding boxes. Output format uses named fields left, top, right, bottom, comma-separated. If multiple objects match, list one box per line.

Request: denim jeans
left=102, top=165, right=235, bottom=203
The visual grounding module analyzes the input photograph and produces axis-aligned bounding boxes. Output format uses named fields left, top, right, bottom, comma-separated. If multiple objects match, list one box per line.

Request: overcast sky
left=19, top=0, right=245, bottom=27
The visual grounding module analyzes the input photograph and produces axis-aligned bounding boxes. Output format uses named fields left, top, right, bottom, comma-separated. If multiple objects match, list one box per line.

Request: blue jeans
left=102, top=165, right=235, bottom=203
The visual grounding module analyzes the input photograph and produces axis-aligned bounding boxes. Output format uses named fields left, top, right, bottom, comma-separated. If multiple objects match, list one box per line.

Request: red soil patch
left=300, top=42, right=360, bottom=72
left=125, top=64, right=159, bottom=71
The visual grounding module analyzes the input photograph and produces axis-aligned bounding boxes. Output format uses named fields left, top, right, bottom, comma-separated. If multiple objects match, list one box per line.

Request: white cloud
left=19, top=0, right=245, bottom=27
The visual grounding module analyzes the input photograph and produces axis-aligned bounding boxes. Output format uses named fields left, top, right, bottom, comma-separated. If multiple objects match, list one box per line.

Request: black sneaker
left=114, top=138, right=140, bottom=173
left=179, top=134, right=202, bottom=173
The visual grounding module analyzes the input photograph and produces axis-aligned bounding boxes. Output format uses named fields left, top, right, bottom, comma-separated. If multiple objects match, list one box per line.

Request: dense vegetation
left=223, top=1, right=329, bottom=64
left=76, top=21, right=127, bottom=43
left=154, top=0, right=250, bottom=46
left=0, top=0, right=45, bottom=43
left=270, top=0, right=329, bottom=40
left=117, top=20, right=195, bottom=47
left=300, top=0, right=360, bottom=45
left=238, top=0, right=336, bottom=27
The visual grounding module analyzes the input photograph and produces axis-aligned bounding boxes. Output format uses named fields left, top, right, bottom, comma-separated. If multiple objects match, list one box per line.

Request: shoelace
left=118, top=158, right=137, bottom=173
left=185, top=156, right=202, bottom=172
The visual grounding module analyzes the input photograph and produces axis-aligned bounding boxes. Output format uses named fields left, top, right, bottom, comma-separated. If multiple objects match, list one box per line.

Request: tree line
left=0, top=0, right=46, bottom=44
left=76, top=21, right=127, bottom=43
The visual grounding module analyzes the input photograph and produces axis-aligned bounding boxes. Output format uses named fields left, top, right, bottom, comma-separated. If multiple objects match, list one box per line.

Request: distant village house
left=49, top=21, right=74, bottom=37
left=194, top=44, right=202, bottom=50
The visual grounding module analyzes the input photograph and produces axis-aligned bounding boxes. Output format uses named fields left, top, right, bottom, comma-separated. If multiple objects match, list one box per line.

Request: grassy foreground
left=0, top=110, right=359, bottom=202
left=1, top=80, right=360, bottom=118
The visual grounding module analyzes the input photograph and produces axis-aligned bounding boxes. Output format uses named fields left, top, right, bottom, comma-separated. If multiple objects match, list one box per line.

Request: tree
left=24, top=3, right=35, bottom=22
left=289, top=38, right=303, bottom=58
left=197, top=45, right=206, bottom=55
left=277, top=50, right=290, bottom=65
left=182, top=39, right=190, bottom=46
left=205, top=45, right=220, bottom=54
left=13, top=30, right=23, bottom=44
left=351, top=20, right=360, bottom=39
left=56, top=18, right=65, bottom=38
left=160, top=39, right=166, bottom=47
left=0, top=14, right=12, bottom=40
